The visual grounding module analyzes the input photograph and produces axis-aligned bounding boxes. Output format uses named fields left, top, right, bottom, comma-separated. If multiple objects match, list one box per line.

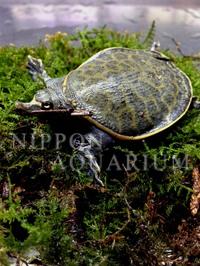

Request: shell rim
left=63, top=47, right=193, bottom=140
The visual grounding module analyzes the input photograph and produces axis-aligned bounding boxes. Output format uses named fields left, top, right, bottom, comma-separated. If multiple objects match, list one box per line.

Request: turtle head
left=15, top=88, right=73, bottom=114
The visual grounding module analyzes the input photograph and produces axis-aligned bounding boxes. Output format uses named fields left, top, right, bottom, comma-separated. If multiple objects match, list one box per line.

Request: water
left=0, top=0, right=200, bottom=54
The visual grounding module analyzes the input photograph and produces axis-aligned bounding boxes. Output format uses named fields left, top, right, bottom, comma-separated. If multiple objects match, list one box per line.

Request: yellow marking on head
left=30, top=96, right=41, bottom=107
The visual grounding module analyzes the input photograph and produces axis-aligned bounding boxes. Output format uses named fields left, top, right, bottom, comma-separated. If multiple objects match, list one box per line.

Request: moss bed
left=0, top=27, right=200, bottom=265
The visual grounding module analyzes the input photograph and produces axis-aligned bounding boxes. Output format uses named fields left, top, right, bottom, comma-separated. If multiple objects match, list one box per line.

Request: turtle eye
left=41, top=101, right=53, bottom=110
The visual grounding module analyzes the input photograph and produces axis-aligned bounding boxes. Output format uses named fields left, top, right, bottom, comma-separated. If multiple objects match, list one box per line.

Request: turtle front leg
left=73, top=127, right=115, bottom=186
left=27, top=55, right=51, bottom=84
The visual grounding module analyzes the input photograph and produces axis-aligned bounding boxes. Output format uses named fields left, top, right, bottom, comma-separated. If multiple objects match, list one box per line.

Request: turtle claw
left=27, top=55, right=51, bottom=83
left=89, top=155, right=104, bottom=187
left=27, top=55, right=43, bottom=73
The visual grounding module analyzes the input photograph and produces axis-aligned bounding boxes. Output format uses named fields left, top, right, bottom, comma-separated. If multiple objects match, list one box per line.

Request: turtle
left=15, top=45, right=200, bottom=186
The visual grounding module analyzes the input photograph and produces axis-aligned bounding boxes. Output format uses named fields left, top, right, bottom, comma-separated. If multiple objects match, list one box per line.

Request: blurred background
left=0, top=0, right=200, bottom=54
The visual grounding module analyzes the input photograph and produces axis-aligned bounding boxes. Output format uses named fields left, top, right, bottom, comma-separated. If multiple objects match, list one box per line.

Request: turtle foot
left=27, top=55, right=50, bottom=83
left=78, top=143, right=104, bottom=187
left=150, top=41, right=160, bottom=52
left=192, top=97, right=200, bottom=109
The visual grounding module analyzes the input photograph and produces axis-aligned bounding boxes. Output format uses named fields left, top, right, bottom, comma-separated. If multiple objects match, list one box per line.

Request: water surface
left=0, top=0, right=200, bottom=54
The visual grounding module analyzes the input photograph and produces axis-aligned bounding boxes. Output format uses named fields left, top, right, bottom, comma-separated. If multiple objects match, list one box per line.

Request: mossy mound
left=0, top=27, right=200, bottom=265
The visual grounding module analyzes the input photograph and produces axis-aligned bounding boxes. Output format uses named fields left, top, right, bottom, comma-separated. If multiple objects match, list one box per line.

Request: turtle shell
left=63, top=48, right=192, bottom=140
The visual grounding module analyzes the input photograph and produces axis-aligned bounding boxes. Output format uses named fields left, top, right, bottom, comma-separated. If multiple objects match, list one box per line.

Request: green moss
left=0, top=27, right=200, bottom=265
